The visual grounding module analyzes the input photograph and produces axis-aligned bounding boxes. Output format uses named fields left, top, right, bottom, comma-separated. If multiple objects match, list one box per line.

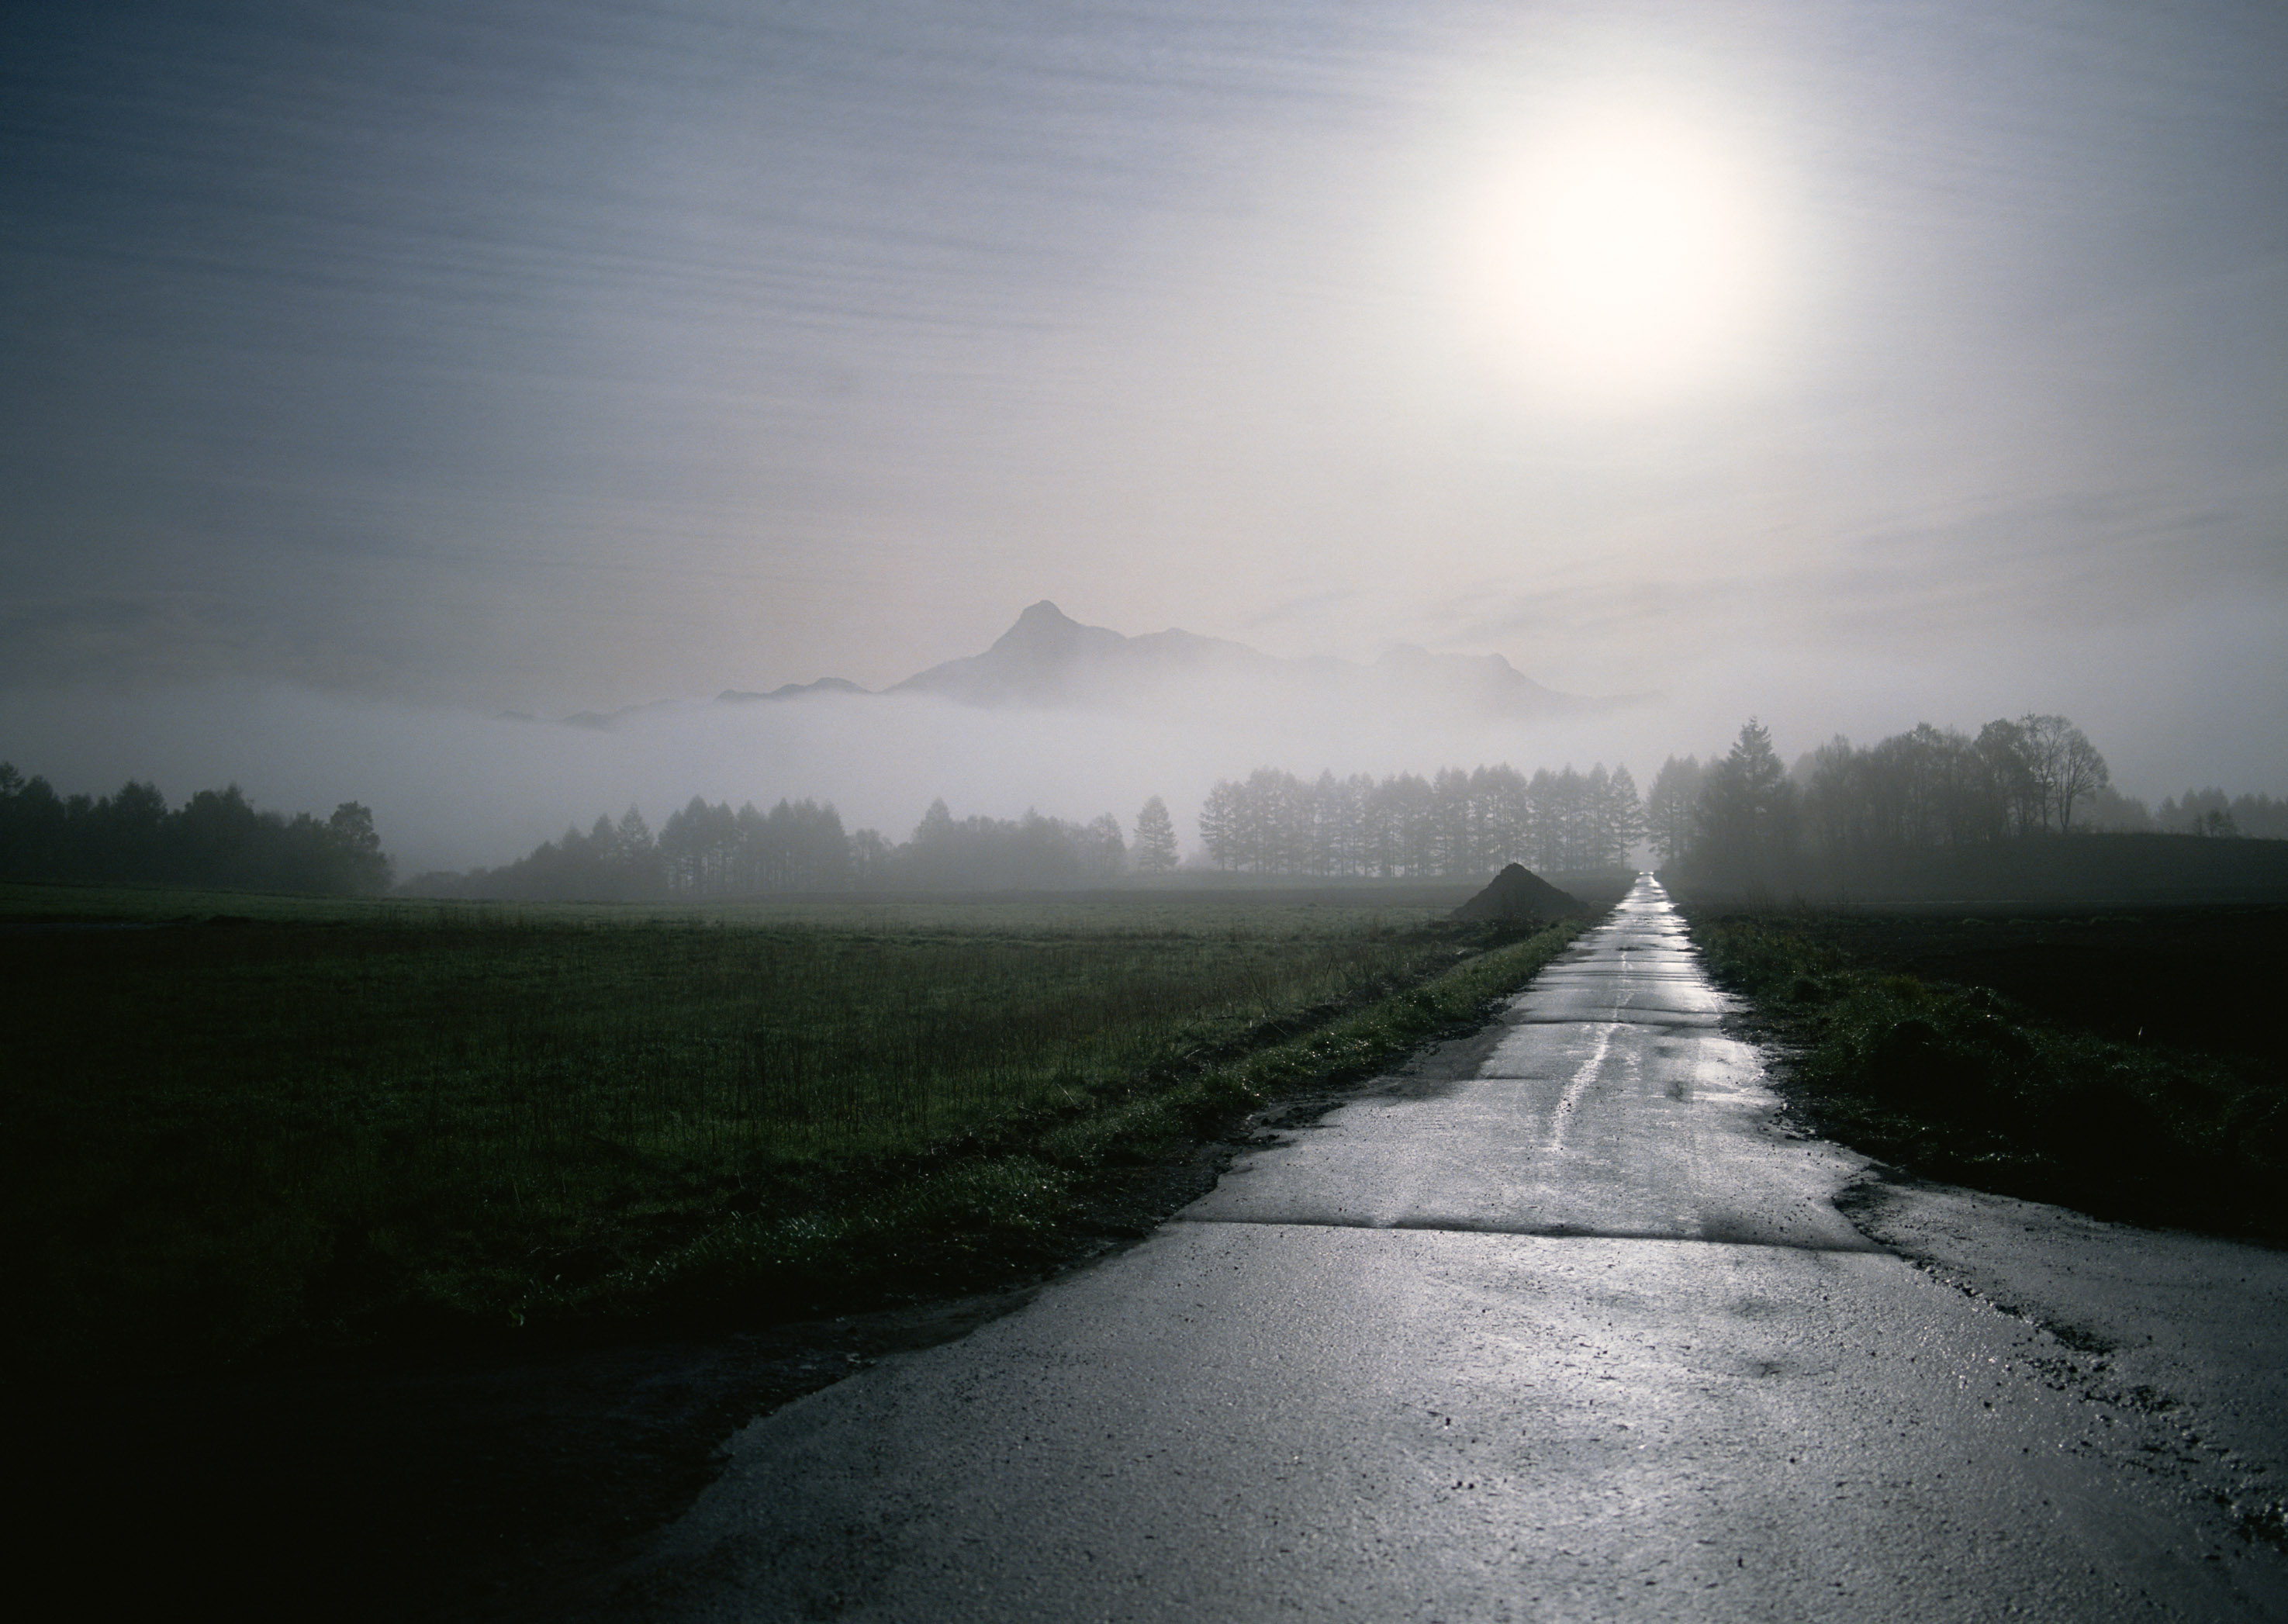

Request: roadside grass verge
left=1686, top=911, right=2287, bottom=1243
left=610, top=921, right=1581, bottom=1325
left=0, top=890, right=1578, bottom=1380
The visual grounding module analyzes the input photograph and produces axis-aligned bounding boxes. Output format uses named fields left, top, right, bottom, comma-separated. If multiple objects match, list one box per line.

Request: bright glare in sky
left=1460, top=103, right=1777, bottom=406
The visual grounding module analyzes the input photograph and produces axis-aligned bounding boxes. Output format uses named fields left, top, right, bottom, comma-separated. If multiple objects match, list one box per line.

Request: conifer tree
left=1133, top=795, right=1180, bottom=874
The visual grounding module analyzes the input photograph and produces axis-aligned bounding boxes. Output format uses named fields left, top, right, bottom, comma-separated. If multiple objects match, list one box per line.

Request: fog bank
left=5, top=651, right=2279, bottom=879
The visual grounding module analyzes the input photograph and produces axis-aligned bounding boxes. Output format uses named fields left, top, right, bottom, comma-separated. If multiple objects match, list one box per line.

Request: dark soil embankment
left=1685, top=904, right=2287, bottom=1245
left=1452, top=862, right=1583, bottom=923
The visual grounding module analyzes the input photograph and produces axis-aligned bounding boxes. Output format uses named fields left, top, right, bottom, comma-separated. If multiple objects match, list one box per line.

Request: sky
left=3, top=0, right=2284, bottom=867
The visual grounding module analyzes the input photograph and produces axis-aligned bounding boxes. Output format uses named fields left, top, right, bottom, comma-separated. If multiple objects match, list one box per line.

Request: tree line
left=2151, top=788, right=2288, bottom=841
left=409, top=759, right=1653, bottom=902
left=14, top=716, right=2271, bottom=904
left=1195, top=764, right=1642, bottom=877
left=406, top=793, right=1187, bottom=900
left=1656, top=713, right=2280, bottom=893
left=1650, top=714, right=2111, bottom=872
left=0, top=762, right=392, bottom=895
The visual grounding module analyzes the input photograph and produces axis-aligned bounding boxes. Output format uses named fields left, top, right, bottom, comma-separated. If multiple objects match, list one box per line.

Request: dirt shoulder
left=1839, top=1170, right=2288, bottom=1564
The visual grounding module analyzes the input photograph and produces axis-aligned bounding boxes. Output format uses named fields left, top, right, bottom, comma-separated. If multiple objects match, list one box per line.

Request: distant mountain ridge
left=531, top=600, right=1616, bottom=727
left=719, top=600, right=1604, bottom=720
left=717, top=677, right=868, bottom=704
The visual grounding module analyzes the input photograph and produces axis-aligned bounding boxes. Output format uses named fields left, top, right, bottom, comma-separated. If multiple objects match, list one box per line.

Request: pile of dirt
left=1452, top=864, right=1581, bottom=924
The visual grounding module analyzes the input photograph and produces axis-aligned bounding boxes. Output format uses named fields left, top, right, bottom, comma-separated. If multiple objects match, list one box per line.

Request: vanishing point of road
left=601, top=876, right=2288, bottom=1622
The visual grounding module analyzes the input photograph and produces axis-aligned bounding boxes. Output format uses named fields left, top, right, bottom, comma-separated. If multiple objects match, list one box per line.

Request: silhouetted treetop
left=0, top=763, right=392, bottom=894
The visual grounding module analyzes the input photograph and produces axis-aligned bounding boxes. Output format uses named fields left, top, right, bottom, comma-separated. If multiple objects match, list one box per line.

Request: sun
left=1458, top=103, right=1777, bottom=406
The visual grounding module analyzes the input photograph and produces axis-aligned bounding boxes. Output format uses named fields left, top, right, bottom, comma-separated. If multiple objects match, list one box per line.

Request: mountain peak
left=992, top=600, right=1087, bottom=650
left=980, top=599, right=1125, bottom=662
left=887, top=600, right=1128, bottom=703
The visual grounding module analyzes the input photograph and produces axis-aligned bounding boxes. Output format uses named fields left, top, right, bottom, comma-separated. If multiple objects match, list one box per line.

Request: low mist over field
left=1, top=590, right=2282, bottom=876
left=0, top=613, right=2270, bottom=879
left=4, top=656, right=1672, bottom=876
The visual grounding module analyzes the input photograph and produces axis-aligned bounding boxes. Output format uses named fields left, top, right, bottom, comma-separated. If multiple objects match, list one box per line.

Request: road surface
left=598, top=876, right=2288, bottom=1621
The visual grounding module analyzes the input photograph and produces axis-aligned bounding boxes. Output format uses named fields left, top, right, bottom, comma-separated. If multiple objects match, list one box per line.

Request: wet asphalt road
left=601, top=877, right=2288, bottom=1621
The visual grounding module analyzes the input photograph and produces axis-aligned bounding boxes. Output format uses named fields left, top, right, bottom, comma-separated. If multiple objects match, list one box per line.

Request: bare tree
left=2018, top=714, right=2110, bottom=833
left=2052, top=724, right=2111, bottom=834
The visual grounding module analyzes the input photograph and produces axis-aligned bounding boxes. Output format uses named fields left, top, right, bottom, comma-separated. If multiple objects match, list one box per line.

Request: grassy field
left=0, top=882, right=1578, bottom=1380
left=1684, top=904, right=2288, bottom=1242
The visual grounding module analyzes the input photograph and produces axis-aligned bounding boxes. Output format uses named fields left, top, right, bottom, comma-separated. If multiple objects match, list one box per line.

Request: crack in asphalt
left=1545, top=1020, right=1619, bottom=1155
left=1170, top=1215, right=1892, bottom=1255
left=1512, top=1014, right=1723, bottom=1027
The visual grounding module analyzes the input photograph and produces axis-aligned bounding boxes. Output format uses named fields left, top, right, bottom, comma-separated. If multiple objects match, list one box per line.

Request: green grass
left=1686, top=911, right=2287, bottom=1242
left=0, top=883, right=1578, bottom=1378
left=0, top=876, right=423, bottom=923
